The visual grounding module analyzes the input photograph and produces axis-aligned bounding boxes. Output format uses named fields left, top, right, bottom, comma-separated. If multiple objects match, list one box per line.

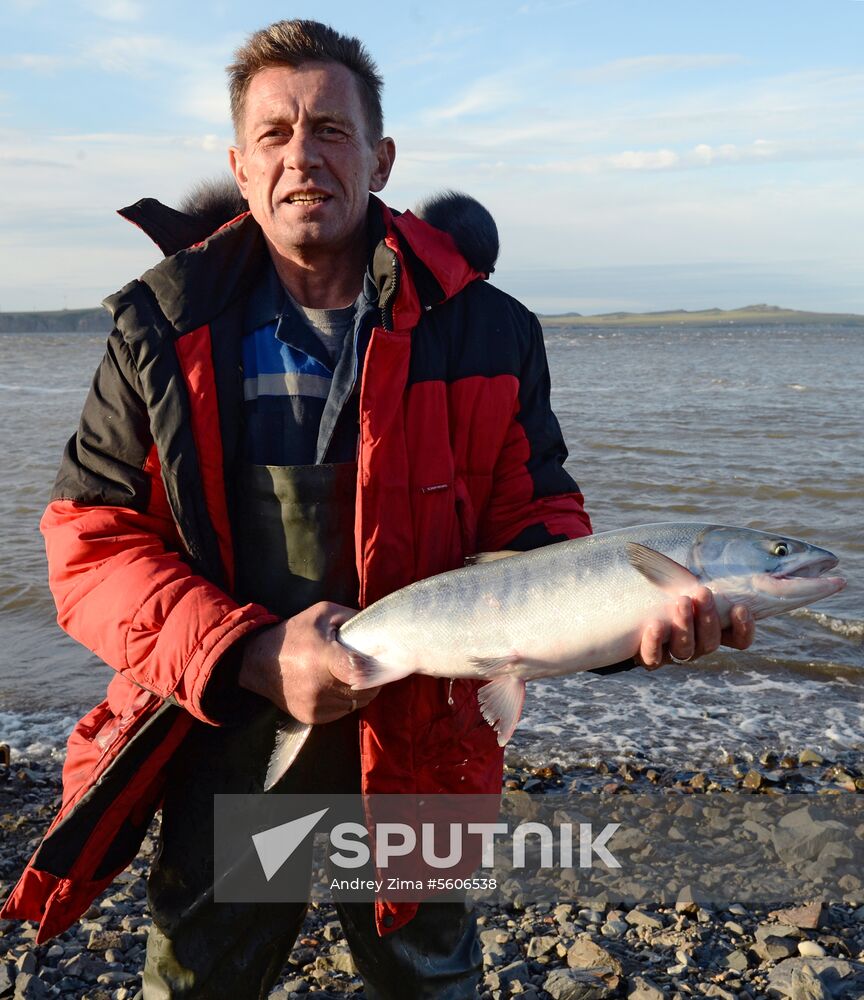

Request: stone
left=674, top=886, right=704, bottom=915
left=543, top=969, right=613, bottom=1000
left=12, top=972, right=48, bottom=1000
left=328, top=949, right=357, bottom=975
left=0, top=964, right=12, bottom=995
left=753, top=935, right=799, bottom=962
left=600, top=920, right=628, bottom=939
left=788, top=963, right=830, bottom=1000
left=280, top=978, right=309, bottom=994
left=799, top=750, right=825, bottom=766
left=44, top=945, right=64, bottom=961
left=769, top=902, right=825, bottom=930
left=725, top=949, right=750, bottom=972
left=766, top=957, right=863, bottom=997
left=625, top=909, right=664, bottom=930
left=627, top=976, right=665, bottom=1000
left=798, top=942, right=827, bottom=959
left=321, top=921, right=342, bottom=942
left=756, top=922, right=801, bottom=942
left=86, top=929, right=132, bottom=952
left=526, top=935, right=558, bottom=958
left=724, top=921, right=745, bottom=936
left=704, top=988, right=738, bottom=1000
left=15, top=953, right=36, bottom=976
left=566, top=937, right=623, bottom=975
left=771, top=806, right=847, bottom=865
left=96, top=971, right=136, bottom=985
left=486, top=962, right=531, bottom=992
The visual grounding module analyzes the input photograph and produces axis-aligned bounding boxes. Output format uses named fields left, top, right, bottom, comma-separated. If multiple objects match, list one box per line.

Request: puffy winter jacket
left=1, top=191, right=591, bottom=940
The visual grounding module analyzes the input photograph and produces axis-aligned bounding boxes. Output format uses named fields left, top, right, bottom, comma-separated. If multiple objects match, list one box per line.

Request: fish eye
left=771, top=541, right=791, bottom=557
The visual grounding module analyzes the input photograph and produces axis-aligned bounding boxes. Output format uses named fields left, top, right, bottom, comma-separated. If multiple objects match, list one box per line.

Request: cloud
left=0, top=53, right=68, bottom=72
left=80, top=0, right=144, bottom=22
left=575, top=53, right=745, bottom=83
left=83, top=33, right=190, bottom=75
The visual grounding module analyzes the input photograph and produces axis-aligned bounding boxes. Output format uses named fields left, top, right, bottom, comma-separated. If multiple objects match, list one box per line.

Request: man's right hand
left=238, top=602, right=380, bottom=724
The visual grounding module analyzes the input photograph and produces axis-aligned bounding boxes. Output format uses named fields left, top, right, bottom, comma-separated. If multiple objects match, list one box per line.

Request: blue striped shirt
left=241, top=260, right=376, bottom=466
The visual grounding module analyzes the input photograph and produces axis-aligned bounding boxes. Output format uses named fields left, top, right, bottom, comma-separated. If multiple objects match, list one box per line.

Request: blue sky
left=2, top=0, right=862, bottom=314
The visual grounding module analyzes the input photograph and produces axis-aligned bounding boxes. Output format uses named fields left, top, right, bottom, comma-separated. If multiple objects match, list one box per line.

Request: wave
left=790, top=607, right=864, bottom=641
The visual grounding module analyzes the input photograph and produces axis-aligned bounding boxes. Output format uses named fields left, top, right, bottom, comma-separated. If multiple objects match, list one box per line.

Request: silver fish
left=338, top=523, right=845, bottom=748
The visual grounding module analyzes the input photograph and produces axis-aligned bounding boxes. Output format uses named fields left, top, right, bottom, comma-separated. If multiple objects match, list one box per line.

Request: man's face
left=229, top=62, right=395, bottom=265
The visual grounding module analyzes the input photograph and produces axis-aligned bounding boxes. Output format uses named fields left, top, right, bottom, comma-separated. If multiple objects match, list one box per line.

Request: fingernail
left=734, top=606, right=750, bottom=623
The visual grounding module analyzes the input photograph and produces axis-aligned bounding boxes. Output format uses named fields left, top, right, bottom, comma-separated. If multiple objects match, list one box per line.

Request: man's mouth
left=285, top=193, right=330, bottom=205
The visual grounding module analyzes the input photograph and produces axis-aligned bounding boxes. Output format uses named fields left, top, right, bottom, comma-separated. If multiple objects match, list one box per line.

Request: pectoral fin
left=477, top=676, right=527, bottom=747
left=626, top=542, right=701, bottom=595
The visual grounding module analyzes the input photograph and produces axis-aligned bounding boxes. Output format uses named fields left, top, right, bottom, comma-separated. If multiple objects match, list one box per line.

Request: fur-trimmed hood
left=119, top=177, right=499, bottom=275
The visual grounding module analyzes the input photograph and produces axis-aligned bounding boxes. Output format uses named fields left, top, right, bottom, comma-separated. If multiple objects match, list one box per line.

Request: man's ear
left=228, top=145, right=249, bottom=199
left=369, top=137, right=396, bottom=193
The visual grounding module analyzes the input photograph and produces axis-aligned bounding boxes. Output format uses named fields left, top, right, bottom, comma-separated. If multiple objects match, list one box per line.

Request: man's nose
left=283, top=130, right=322, bottom=171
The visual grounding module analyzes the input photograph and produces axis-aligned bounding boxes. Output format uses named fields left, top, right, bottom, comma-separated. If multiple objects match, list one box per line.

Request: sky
left=1, top=0, right=863, bottom=315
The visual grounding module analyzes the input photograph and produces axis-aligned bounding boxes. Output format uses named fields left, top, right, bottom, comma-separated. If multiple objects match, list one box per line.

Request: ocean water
left=0, top=324, right=861, bottom=768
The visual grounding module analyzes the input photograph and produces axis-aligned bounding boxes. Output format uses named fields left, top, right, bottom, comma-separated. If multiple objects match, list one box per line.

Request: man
left=2, top=19, right=755, bottom=999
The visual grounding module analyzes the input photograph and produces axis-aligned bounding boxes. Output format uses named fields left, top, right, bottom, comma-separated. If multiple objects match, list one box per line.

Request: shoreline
left=1, top=753, right=862, bottom=999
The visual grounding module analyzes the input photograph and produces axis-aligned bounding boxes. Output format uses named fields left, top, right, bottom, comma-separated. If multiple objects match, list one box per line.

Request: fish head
left=690, top=525, right=846, bottom=619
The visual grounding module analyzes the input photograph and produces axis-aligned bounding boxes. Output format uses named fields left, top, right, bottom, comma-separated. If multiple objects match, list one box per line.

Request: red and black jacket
left=2, top=191, right=591, bottom=940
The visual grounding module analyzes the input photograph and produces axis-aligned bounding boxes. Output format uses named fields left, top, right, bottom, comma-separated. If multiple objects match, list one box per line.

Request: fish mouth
left=760, top=554, right=845, bottom=600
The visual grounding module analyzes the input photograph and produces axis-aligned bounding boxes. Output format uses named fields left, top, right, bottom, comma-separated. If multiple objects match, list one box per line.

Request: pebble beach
left=2, top=749, right=862, bottom=1000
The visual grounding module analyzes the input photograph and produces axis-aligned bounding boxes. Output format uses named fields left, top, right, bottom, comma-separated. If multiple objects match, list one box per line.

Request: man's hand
left=238, top=601, right=380, bottom=723
left=636, top=587, right=755, bottom=670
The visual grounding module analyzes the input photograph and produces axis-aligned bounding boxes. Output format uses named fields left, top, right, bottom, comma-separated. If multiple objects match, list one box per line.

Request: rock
left=280, top=978, right=309, bottom=994
left=328, top=949, right=357, bottom=975
left=487, top=961, right=531, bottom=992
left=769, top=902, right=825, bottom=930
left=756, top=922, right=802, bottom=942
left=0, top=964, right=13, bottom=995
left=566, top=937, right=623, bottom=975
left=743, top=769, right=764, bottom=790
left=625, top=909, right=664, bottom=931
left=788, top=963, right=830, bottom=1000
left=600, top=920, right=628, bottom=939
left=96, top=971, right=136, bottom=985
left=767, top=957, right=864, bottom=997
left=15, top=953, right=37, bottom=976
left=543, top=969, right=613, bottom=1000
left=675, top=885, right=705, bottom=915
left=798, top=942, right=827, bottom=959
left=86, top=929, right=132, bottom=952
left=527, top=935, right=558, bottom=958
left=44, top=945, right=64, bottom=961
left=799, top=750, right=825, bottom=766
left=12, top=972, right=48, bottom=1000
left=724, top=921, right=745, bottom=936
left=627, top=975, right=665, bottom=1000
left=753, top=935, right=799, bottom=962
left=725, top=949, right=750, bottom=972
left=555, top=904, right=574, bottom=923
left=704, top=988, right=738, bottom=1000
left=771, top=805, right=847, bottom=865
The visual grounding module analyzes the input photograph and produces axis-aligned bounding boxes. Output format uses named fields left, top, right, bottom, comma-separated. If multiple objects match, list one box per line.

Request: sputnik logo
left=251, top=807, right=329, bottom=882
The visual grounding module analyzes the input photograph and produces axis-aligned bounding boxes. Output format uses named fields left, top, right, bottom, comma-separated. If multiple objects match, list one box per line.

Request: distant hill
left=0, top=308, right=111, bottom=334
left=539, top=304, right=864, bottom=328
left=3, top=303, right=862, bottom=334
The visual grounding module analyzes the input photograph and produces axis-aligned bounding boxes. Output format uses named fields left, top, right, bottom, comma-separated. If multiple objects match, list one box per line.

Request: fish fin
left=264, top=716, right=313, bottom=792
left=477, top=676, right=527, bottom=747
left=626, top=542, right=701, bottom=594
left=342, top=647, right=414, bottom=691
left=468, top=654, right=521, bottom=676
left=465, top=550, right=521, bottom=566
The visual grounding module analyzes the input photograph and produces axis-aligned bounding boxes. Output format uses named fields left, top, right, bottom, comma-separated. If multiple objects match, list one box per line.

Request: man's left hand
left=636, top=587, right=755, bottom=670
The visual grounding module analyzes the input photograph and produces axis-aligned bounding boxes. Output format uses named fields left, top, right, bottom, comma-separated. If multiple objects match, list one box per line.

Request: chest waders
left=142, top=463, right=481, bottom=1000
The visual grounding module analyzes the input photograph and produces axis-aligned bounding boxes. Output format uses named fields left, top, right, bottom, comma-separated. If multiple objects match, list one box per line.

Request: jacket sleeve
left=477, top=312, right=592, bottom=553
left=42, top=330, right=277, bottom=724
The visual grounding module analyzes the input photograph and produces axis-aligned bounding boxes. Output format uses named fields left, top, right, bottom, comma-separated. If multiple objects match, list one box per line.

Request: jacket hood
left=119, top=177, right=499, bottom=275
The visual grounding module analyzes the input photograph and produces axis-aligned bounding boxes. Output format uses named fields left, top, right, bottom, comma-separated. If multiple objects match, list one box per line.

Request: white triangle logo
left=251, top=807, right=329, bottom=882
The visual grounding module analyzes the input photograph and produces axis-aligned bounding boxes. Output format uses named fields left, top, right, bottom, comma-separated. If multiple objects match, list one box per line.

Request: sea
left=0, top=323, right=861, bottom=771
